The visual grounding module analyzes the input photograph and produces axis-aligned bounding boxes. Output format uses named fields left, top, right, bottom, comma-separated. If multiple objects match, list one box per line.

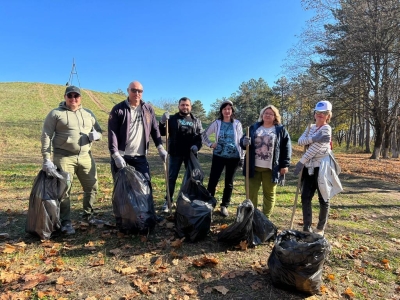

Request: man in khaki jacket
left=41, top=86, right=103, bottom=235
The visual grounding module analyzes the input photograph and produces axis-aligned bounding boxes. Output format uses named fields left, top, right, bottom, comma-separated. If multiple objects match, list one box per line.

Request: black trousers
left=207, top=155, right=240, bottom=207
left=300, top=167, right=330, bottom=231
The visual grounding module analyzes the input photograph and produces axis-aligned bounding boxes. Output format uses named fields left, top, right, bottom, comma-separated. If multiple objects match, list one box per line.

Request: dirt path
left=84, top=90, right=109, bottom=114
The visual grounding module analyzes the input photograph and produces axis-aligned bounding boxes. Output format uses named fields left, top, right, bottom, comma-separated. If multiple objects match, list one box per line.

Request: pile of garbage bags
left=26, top=169, right=70, bottom=240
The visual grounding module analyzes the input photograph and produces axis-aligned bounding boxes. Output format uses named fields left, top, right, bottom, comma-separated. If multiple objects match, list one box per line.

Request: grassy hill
left=0, top=82, right=164, bottom=159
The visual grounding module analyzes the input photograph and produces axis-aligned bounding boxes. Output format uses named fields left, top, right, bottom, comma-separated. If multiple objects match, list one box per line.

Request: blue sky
left=1, top=1, right=313, bottom=112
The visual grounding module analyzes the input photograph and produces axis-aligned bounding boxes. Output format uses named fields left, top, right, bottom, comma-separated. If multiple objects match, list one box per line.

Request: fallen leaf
left=201, top=271, right=212, bottom=279
left=344, top=287, right=355, bottom=298
left=109, top=248, right=121, bottom=255
left=203, top=286, right=213, bottom=294
left=56, top=276, right=65, bottom=284
left=153, top=256, right=162, bottom=266
left=235, top=240, right=248, bottom=251
left=2, top=244, right=16, bottom=253
left=171, top=237, right=185, bottom=248
left=251, top=281, right=263, bottom=290
left=192, top=255, right=219, bottom=267
left=182, top=284, right=196, bottom=295
left=181, top=274, right=194, bottom=282
left=21, top=279, right=41, bottom=290
left=214, top=285, right=229, bottom=295
left=115, top=266, right=137, bottom=275
left=0, top=271, right=20, bottom=284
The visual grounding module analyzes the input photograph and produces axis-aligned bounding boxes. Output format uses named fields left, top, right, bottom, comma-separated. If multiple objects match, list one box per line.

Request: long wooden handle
left=165, top=119, right=171, bottom=209
left=289, top=169, right=303, bottom=229
left=245, top=127, right=250, bottom=200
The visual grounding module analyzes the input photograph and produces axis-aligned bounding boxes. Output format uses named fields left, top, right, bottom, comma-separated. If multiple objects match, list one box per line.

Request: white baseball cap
left=315, top=100, right=332, bottom=111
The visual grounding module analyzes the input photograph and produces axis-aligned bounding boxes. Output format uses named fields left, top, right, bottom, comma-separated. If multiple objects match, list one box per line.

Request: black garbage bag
left=26, top=169, right=70, bottom=240
left=217, top=199, right=254, bottom=246
left=252, top=208, right=277, bottom=245
left=267, top=230, right=331, bottom=295
left=112, top=166, right=156, bottom=235
left=175, top=153, right=216, bottom=242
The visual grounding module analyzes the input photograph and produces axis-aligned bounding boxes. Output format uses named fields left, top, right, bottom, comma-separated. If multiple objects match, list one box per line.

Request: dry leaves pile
left=1, top=151, right=400, bottom=299
left=335, top=153, right=400, bottom=184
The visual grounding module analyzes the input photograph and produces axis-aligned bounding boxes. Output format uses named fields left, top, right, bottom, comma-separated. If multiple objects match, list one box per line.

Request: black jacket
left=240, top=122, right=292, bottom=183
left=159, top=113, right=203, bottom=157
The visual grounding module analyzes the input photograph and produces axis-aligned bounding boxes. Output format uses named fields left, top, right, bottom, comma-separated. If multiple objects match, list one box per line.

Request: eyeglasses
left=66, top=93, right=80, bottom=99
left=315, top=111, right=329, bottom=115
left=130, top=88, right=143, bottom=94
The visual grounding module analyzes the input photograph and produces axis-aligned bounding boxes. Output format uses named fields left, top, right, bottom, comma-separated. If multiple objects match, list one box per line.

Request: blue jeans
left=167, top=155, right=189, bottom=202
left=207, top=155, right=240, bottom=207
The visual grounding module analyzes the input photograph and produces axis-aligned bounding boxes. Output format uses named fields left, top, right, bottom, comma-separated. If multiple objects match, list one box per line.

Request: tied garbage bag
left=267, top=230, right=331, bottom=295
left=26, top=170, right=70, bottom=240
left=178, top=152, right=216, bottom=207
left=217, top=199, right=254, bottom=246
left=112, top=166, right=156, bottom=235
left=175, top=152, right=216, bottom=242
left=252, top=208, right=277, bottom=245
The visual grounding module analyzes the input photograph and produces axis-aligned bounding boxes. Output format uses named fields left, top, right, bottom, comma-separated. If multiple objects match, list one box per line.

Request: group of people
left=41, top=81, right=342, bottom=237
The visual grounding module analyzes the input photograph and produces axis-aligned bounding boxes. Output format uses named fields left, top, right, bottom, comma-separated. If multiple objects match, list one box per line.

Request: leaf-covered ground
left=1, top=147, right=399, bottom=300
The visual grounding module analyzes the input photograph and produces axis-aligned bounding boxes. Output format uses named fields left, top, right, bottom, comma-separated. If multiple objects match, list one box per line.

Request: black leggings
left=301, top=167, right=330, bottom=231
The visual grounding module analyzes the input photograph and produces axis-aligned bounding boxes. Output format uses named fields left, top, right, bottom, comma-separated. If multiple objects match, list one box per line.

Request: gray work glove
left=42, top=159, right=55, bottom=173
left=89, top=128, right=101, bottom=141
left=160, top=112, right=170, bottom=124
left=113, top=154, right=126, bottom=169
left=242, top=136, right=251, bottom=147
left=191, top=145, right=198, bottom=154
left=293, top=162, right=304, bottom=176
left=42, top=159, right=62, bottom=178
left=278, top=174, right=285, bottom=186
left=158, top=146, right=168, bottom=163
left=312, top=131, right=330, bottom=143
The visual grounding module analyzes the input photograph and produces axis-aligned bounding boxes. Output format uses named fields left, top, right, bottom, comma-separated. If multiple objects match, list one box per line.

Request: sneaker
left=162, top=201, right=175, bottom=213
left=220, top=206, right=229, bottom=217
left=87, top=218, right=105, bottom=226
left=156, top=215, right=165, bottom=223
left=314, top=228, right=325, bottom=236
left=303, top=226, right=313, bottom=233
left=61, top=223, right=75, bottom=235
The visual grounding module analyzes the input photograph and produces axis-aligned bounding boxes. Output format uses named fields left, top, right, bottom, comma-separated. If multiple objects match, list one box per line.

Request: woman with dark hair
left=240, top=105, right=291, bottom=219
left=202, top=100, right=245, bottom=217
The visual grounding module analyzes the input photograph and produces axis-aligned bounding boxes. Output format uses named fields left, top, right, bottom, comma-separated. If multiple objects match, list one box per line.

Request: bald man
left=108, top=81, right=167, bottom=183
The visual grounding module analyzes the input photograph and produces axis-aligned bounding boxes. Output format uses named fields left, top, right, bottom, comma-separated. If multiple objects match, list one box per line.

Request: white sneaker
left=314, top=228, right=324, bottom=236
left=162, top=201, right=175, bottom=213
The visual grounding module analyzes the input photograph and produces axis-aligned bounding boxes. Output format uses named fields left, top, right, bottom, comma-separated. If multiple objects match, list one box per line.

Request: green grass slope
left=0, top=82, right=164, bottom=159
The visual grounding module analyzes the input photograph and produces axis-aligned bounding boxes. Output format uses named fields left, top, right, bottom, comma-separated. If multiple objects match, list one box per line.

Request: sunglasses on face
left=66, top=93, right=80, bottom=99
left=130, top=88, right=143, bottom=94
left=315, top=111, right=329, bottom=115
